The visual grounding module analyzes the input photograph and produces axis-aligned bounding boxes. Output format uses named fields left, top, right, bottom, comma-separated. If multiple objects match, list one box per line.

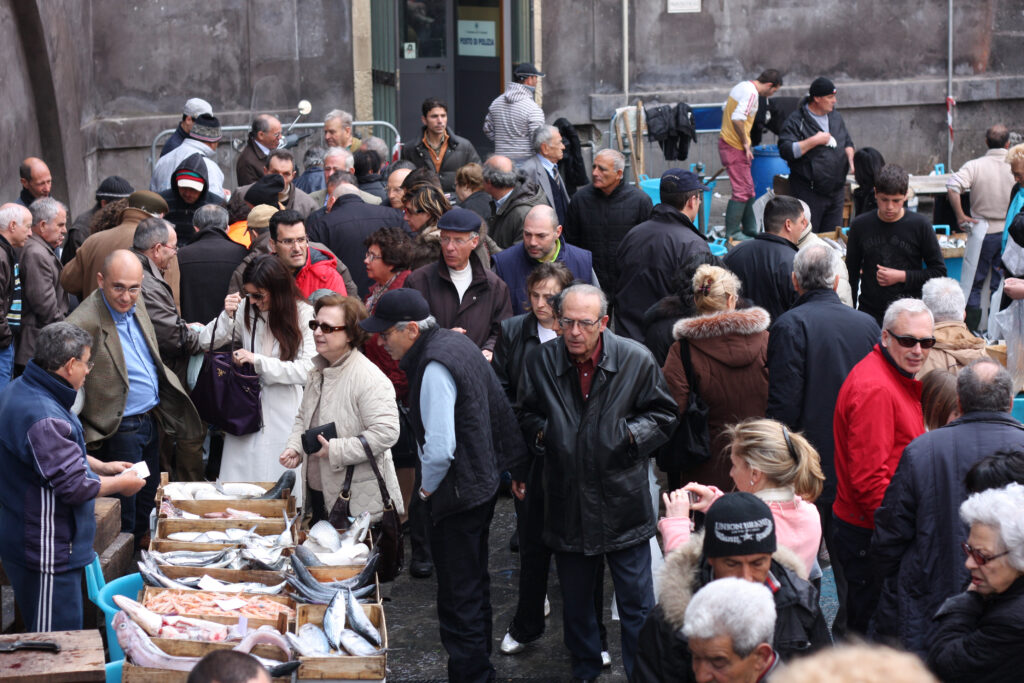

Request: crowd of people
left=0, top=65, right=1023, bottom=683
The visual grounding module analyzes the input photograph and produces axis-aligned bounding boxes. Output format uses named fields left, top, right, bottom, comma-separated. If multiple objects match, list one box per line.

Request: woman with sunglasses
left=200, top=255, right=315, bottom=499
left=928, top=483, right=1024, bottom=682
left=279, top=294, right=401, bottom=525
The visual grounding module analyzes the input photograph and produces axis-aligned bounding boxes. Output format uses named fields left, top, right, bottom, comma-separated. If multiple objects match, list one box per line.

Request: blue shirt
left=538, top=154, right=557, bottom=176
left=101, top=293, right=160, bottom=417
left=418, top=361, right=457, bottom=494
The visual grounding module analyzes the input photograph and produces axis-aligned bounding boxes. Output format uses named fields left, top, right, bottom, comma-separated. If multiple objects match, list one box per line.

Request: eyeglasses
left=439, top=235, right=475, bottom=246
left=160, top=242, right=178, bottom=253
left=245, top=291, right=267, bottom=302
left=365, top=251, right=382, bottom=262
left=308, top=320, right=347, bottom=334
left=379, top=326, right=400, bottom=341
left=558, top=318, right=602, bottom=331
left=962, top=542, right=1010, bottom=566
left=275, top=236, right=307, bottom=247
left=405, top=206, right=426, bottom=215
left=886, top=330, right=937, bottom=349
left=75, top=358, right=94, bottom=371
left=111, top=284, right=141, bottom=296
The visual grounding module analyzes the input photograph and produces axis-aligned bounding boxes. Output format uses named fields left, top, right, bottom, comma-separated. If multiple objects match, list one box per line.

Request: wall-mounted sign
left=667, top=0, right=701, bottom=12
left=403, top=42, right=417, bottom=59
left=457, top=20, right=496, bottom=57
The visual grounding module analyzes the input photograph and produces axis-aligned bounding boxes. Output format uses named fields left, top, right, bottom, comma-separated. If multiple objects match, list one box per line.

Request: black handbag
left=671, top=339, right=712, bottom=467
left=190, top=316, right=262, bottom=436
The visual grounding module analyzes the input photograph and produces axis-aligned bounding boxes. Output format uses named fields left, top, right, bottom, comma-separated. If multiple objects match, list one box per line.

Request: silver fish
left=343, top=587, right=381, bottom=647
left=309, top=520, right=342, bottom=552
left=214, top=479, right=270, bottom=498
left=337, top=628, right=384, bottom=656
left=323, top=590, right=346, bottom=651
left=338, top=511, right=372, bottom=547
left=288, top=623, right=332, bottom=657
left=149, top=548, right=239, bottom=568
left=293, top=545, right=325, bottom=567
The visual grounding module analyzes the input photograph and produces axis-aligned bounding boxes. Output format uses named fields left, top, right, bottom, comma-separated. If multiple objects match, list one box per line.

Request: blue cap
left=660, top=169, right=711, bottom=194
left=437, top=207, right=483, bottom=233
left=359, top=289, right=431, bottom=333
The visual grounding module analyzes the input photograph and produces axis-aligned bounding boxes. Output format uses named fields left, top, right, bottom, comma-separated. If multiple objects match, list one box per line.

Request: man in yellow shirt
left=719, top=70, right=783, bottom=240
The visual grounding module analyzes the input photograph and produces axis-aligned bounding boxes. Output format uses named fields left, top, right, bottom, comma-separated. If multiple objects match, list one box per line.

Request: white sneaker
left=544, top=596, right=551, bottom=618
left=500, top=631, right=526, bottom=655
left=601, top=651, right=612, bottom=668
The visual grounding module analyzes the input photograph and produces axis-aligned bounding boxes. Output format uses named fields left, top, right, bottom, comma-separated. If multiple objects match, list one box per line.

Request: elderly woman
left=279, top=294, right=401, bottom=524
left=455, top=163, right=491, bottom=222
left=927, top=483, right=1024, bottom=682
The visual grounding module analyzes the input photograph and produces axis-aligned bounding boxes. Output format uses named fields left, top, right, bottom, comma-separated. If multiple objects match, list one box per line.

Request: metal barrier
left=149, top=120, right=403, bottom=173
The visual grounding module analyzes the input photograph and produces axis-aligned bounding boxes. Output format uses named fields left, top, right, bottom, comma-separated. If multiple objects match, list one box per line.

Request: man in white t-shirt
left=719, top=70, right=783, bottom=240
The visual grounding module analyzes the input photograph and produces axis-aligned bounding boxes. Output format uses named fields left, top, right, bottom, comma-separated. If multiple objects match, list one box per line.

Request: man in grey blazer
left=518, top=125, right=570, bottom=226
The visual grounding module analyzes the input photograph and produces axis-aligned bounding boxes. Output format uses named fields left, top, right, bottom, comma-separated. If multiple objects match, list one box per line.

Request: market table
left=0, top=629, right=104, bottom=681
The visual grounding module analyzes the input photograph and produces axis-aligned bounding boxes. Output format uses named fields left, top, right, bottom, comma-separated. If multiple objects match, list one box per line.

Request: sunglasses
left=962, top=542, right=1010, bottom=566
left=308, top=321, right=346, bottom=334
left=886, top=330, right=937, bottom=349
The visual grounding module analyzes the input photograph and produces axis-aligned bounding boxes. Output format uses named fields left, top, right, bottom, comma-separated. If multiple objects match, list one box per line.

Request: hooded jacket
left=484, top=82, right=545, bottom=159
left=159, top=152, right=226, bottom=243
left=663, top=307, right=770, bottom=490
left=778, top=96, right=854, bottom=195
left=294, top=246, right=348, bottom=298
left=916, top=320, right=991, bottom=378
left=488, top=180, right=549, bottom=248
left=400, top=127, right=481, bottom=192
left=631, top=532, right=830, bottom=683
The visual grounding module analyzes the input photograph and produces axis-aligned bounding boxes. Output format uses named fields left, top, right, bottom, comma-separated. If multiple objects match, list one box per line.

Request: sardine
left=337, top=628, right=384, bottom=656
left=259, top=470, right=296, bottom=499
left=309, top=520, right=342, bottom=552
left=343, top=587, right=381, bottom=647
left=323, top=590, right=346, bottom=651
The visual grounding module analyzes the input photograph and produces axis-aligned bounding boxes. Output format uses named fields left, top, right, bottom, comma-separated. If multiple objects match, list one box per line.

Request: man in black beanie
left=632, top=493, right=830, bottom=682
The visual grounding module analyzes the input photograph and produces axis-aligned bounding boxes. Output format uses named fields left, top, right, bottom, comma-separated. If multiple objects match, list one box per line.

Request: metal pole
left=947, top=0, right=953, bottom=171
left=622, top=0, right=629, bottom=106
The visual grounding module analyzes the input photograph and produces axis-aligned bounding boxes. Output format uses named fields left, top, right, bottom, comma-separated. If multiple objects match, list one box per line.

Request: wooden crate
left=294, top=603, right=387, bottom=680
left=306, top=566, right=381, bottom=604
left=160, top=498, right=295, bottom=519
left=141, top=587, right=295, bottom=630
left=157, top=566, right=285, bottom=586
left=150, top=517, right=294, bottom=553
left=120, top=637, right=291, bottom=683
left=156, top=474, right=291, bottom=504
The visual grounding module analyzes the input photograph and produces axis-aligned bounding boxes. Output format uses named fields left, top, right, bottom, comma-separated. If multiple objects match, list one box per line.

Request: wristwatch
left=418, top=487, right=430, bottom=501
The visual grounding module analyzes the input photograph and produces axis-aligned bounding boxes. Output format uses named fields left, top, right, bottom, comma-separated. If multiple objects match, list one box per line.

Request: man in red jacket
left=266, top=209, right=347, bottom=297
left=832, top=297, right=933, bottom=636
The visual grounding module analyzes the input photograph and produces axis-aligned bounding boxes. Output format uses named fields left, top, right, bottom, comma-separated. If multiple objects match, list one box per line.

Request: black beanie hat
left=703, top=492, right=777, bottom=558
left=95, top=175, right=134, bottom=201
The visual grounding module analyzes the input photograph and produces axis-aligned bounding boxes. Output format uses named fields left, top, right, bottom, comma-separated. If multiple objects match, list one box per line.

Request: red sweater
left=833, top=345, right=924, bottom=528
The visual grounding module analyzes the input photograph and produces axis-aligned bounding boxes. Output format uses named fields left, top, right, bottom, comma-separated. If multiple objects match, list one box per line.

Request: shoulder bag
left=190, top=316, right=262, bottom=436
left=671, top=338, right=712, bottom=468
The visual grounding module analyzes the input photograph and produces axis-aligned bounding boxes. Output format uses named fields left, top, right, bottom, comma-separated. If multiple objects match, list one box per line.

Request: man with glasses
left=404, top=207, right=512, bottom=360
left=67, top=250, right=202, bottom=546
left=832, top=297, right=933, bottom=635
left=873, top=359, right=1024, bottom=656
left=517, top=283, right=677, bottom=681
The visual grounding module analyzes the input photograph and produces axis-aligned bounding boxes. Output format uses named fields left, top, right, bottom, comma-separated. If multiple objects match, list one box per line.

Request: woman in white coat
left=200, top=255, right=314, bottom=500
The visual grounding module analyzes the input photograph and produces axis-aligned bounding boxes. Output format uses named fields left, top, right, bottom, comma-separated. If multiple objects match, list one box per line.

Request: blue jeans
left=95, top=412, right=159, bottom=541
left=0, top=343, right=13, bottom=391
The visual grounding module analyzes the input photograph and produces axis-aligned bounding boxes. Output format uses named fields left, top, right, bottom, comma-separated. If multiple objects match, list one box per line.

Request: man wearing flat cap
left=150, top=113, right=225, bottom=198
left=159, top=97, right=213, bottom=158
left=404, top=207, right=513, bottom=360
left=485, top=63, right=547, bottom=162
left=779, top=77, right=855, bottom=234
left=614, top=169, right=712, bottom=341
left=633, top=492, right=830, bottom=683
left=360, top=287, right=526, bottom=683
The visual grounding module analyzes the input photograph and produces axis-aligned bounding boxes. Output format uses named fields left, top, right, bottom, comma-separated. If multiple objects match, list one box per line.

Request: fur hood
left=656, top=530, right=808, bottom=629
left=672, top=307, right=771, bottom=341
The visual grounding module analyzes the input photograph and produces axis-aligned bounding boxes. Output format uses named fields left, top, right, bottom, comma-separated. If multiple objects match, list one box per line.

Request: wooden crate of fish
left=150, top=517, right=296, bottom=555
left=295, top=513, right=374, bottom=566
left=159, top=496, right=295, bottom=520
left=293, top=597, right=387, bottom=680
left=142, top=587, right=296, bottom=630
left=287, top=545, right=381, bottom=605
left=156, top=471, right=296, bottom=503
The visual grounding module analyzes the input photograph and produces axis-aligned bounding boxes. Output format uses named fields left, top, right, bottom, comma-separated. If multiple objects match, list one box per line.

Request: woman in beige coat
left=280, top=294, right=403, bottom=523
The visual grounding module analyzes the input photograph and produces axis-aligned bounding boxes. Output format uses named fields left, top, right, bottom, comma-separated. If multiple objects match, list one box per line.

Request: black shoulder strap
left=678, top=338, right=700, bottom=393
left=357, top=434, right=394, bottom=510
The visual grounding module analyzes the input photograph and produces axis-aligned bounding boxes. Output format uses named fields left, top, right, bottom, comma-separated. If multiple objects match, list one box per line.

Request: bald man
left=0, top=203, right=33, bottom=387
left=67, top=250, right=202, bottom=546
left=17, top=157, right=52, bottom=208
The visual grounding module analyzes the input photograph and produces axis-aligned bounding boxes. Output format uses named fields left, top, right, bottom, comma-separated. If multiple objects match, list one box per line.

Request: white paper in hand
left=128, top=460, right=150, bottom=479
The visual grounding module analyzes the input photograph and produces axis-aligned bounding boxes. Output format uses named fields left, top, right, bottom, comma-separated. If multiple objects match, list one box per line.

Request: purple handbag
left=190, top=315, right=262, bottom=436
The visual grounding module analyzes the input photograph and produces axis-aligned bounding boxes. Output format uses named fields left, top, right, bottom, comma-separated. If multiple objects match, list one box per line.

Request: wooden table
left=0, top=629, right=104, bottom=681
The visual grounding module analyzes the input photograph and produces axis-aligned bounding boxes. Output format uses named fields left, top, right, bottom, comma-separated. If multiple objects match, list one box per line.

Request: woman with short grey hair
left=928, top=483, right=1024, bottom=682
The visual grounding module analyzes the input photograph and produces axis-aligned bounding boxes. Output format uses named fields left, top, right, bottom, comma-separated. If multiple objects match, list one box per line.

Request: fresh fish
left=149, top=548, right=236, bottom=568
left=314, top=544, right=370, bottom=566
left=294, top=545, right=325, bottom=567
left=337, top=628, right=384, bottom=656
left=159, top=497, right=201, bottom=519
left=343, top=587, right=381, bottom=647
left=138, top=562, right=193, bottom=590
left=113, top=595, right=235, bottom=641
left=166, top=530, right=233, bottom=543
left=323, top=590, right=346, bottom=651
left=302, top=538, right=332, bottom=554
left=223, top=508, right=265, bottom=520
left=233, top=624, right=292, bottom=660
left=277, top=512, right=298, bottom=547
left=308, top=520, right=342, bottom=552
left=192, top=488, right=233, bottom=501
left=195, top=575, right=288, bottom=595
left=214, top=479, right=271, bottom=499
left=337, top=511, right=371, bottom=547
left=290, top=623, right=332, bottom=656
left=259, top=470, right=297, bottom=499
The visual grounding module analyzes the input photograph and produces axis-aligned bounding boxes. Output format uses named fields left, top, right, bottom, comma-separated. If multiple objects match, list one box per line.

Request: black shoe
left=410, top=559, right=434, bottom=578
left=509, top=529, right=519, bottom=552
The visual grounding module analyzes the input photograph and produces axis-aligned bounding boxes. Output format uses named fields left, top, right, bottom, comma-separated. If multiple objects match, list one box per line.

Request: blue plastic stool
left=105, top=660, right=123, bottom=683
left=709, top=237, right=727, bottom=257
left=87, top=557, right=144, bottom=663
left=1014, top=396, right=1024, bottom=423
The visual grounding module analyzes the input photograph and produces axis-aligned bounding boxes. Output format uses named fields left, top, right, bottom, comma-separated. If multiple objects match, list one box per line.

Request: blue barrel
left=751, top=145, right=789, bottom=198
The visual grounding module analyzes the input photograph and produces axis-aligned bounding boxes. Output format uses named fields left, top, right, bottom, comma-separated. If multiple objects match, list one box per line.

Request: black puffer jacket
left=631, top=533, right=831, bottom=683
left=400, top=127, right=481, bottom=193
left=722, top=232, right=799, bottom=322
left=159, top=153, right=226, bottom=244
left=872, top=412, right=1024, bottom=655
left=564, top=182, right=653, bottom=297
left=516, top=331, right=677, bottom=554
left=778, top=97, right=854, bottom=195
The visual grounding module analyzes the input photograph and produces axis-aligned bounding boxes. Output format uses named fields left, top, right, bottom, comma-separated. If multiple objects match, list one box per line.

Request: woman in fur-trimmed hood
left=662, top=264, right=770, bottom=490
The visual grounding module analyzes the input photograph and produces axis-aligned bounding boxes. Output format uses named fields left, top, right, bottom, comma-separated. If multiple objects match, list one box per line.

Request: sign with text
left=667, top=0, right=701, bottom=12
left=457, top=20, right=496, bottom=57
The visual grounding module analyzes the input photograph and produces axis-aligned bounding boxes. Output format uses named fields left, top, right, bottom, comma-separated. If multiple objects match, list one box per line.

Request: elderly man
left=386, top=161, right=416, bottom=209
left=160, top=97, right=213, bottom=158
left=150, top=114, right=225, bottom=197
left=792, top=198, right=853, bottom=305
left=485, top=63, right=546, bottom=162
left=873, top=359, right=1024, bottom=655
left=778, top=77, right=855, bottom=233
left=17, top=198, right=70, bottom=370
left=492, top=204, right=595, bottom=315
left=634, top=493, right=829, bottom=683
left=159, top=152, right=226, bottom=243
left=360, top=288, right=526, bottom=683
left=919, top=276, right=991, bottom=376
left=0, top=322, right=145, bottom=631
left=229, top=149, right=319, bottom=220
left=0, top=203, right=33, bottom=387
left=404, top=207, right=512, bottom=359
left=684, top=579, right=780, bottom=683
left=947, top=125, right=1016, bottom=328
left=833, top=297, right=932, bottom=635
left=401, top=97, right=480, bottom=193
left=719, top=70, right=783, bottom=240
left=564, top=149, right=653, bottom=298
left=482, top=155, right=546, bottom=248
left=308, top=148, right=383, bottom=208
left=323, top=109, right=361, bottom=153
left=518, top=125, right=570, bottom=226
left=517, top=283, right=677, bottom=680
left=177, top=205, right=247, bottom=324
left=724, top=194, right=804, bottom=321
left=237, top=114, right=282, bottom=186
left=16, top=157, right=52, bottom=207
left=67, top=250, right=202, bottom=543
left=615, top=170, right=712, bottom=341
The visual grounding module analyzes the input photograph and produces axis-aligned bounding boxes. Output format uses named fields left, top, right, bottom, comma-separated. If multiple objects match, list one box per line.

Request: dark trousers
left=409, top=459, right=433, bottom=564
left=968, top=232, right=1003, bottom=307
left=430, top=495, right=497, bottom=683
left=555, top=542, right=654, bottom=680
left=790, top=174, right=847, bottom=233
left=816, top=497, right=847, bottom=637
left=831, top=514, right=879, bottom=637
left=3, top=561, right=84, bottom=632
left=95, top=412, right=160, bottom=541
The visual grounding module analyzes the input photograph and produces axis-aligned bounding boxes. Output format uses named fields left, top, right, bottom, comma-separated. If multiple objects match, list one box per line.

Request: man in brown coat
left=236, top=114, right=281, bottom=186
left=918, top=276, right=991, bottom=377
left=17, top=197, right=70, bottom=370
